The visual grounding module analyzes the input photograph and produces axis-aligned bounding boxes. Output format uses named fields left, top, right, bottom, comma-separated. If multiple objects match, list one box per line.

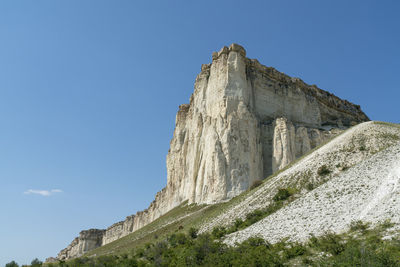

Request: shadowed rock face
left=52, top=44, right=369, bottom=260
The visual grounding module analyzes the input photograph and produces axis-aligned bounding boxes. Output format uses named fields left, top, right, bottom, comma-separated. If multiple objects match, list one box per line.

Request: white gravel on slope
left=201, top=122, right=400, bottom=233
left=224, top=141, right=400, bottom=245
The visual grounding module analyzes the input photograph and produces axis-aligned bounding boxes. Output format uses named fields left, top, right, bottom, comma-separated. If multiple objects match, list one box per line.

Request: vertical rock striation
left=57, top=229, right=105, bottom=261
left=53, top=44, right=369, bottom=260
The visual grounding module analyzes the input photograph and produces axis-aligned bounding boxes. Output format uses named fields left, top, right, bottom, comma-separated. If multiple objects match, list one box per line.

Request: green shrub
left=310, top=232, right=345, bottom=255
left=273, top=188, right=292, bottom=201
left=188, top=227, right=198, bottom=239
left=264, top=200, right=283, bottom=214
left=316, top=237, right=400, bottom=266
left=32, top=224, right=400, bottom=267
left=211, top=226, right=227, bottom=239
left=241, top=236, right=270, bottom=248
left=283, top=243, right=307, bottom=259
left=5, top=261, right=19, bottom=267
left=245, top=209, right=265, bottom=224
left=168, top=233, right=188, bottom=247
left=30, top=258, right=43, bottom=267
left=302, top=257, right=314, bottom=265
left=306, top=182, right=314, bottom=191
left=350, top=220, right=370, bottom=233
left=380, top=219, right=395, bottom=230
left=224, top=202, right=286, bottom=236
left=234, top=218, right=244, bottom=228
left=317, top=165, right=331, bottom=176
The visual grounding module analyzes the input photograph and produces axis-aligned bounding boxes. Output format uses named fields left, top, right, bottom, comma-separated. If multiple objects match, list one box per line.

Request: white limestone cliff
left=57, top=229, right=104, bottom=260
left=54, top=44, right=369, bottom=260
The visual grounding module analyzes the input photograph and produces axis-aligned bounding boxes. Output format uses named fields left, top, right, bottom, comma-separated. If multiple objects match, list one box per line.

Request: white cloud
left=24, top=189, right=63, bottom=196
left=51, top=189, right=63, bottom=193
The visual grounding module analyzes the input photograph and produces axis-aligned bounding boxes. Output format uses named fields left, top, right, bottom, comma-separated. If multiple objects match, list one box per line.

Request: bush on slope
left=41, top=222, right=399, bottom=267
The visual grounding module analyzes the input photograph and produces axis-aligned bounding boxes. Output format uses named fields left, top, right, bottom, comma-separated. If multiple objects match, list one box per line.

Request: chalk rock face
left=54, top=44, right=369, bottom=260
left=163, top=43, right=367, bottom=206
left=295, top=126, right=311, bottom=158
left=272, top=118, right=296, bottom=172
left=165, top=45, right=264, bottom=205
left=57, top=229, right=105, bottom=260
left=271, top=118, right=338, bottom=172
left=101, top=214, right=135, bottom=245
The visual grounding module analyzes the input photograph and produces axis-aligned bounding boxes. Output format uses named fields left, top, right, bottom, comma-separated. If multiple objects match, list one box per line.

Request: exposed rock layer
left=57, top=229, right=105, bottom=260
left=54, top=44, right=369, bottom=260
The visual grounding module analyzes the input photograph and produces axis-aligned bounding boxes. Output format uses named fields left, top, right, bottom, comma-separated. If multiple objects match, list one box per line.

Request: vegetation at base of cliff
left=83, top=183, right=296, bottom=258
left=210, top=187, right=298, bottom=239
left=83, top=201, right=213, bottom=257
left=317, top=165, right=331, bottom=176
left=4, top=258, right=42, bottom=267
left=83, top=122, right=400, bottom=259
left=10, top=221, right=395, bottom=267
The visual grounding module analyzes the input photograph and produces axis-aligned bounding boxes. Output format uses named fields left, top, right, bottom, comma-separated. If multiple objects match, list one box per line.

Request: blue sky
left=0, top=0, right=399, bottom=265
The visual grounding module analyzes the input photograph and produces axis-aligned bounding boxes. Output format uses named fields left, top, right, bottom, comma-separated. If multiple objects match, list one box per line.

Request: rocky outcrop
left=57, top=229, right=105, bottom=260
left=272, top=118, right=296, bottom=172
left=44, top=257, right=57, bottom=263
left=271, top=118, right=339, bottom=172
left=53, top=44, right=369, bottom=260
left=162, top=44, right=367, bottom=208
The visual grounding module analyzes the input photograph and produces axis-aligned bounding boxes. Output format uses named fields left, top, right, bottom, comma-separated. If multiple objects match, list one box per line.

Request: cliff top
left=197, top=43, right=369, bottom=124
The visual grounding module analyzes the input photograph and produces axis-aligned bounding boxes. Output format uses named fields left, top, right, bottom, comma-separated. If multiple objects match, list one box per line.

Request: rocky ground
left=197, top=122, right=400, bottom=244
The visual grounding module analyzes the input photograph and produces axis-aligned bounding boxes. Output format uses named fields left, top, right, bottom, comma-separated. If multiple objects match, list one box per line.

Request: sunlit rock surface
left=53, top=44, right=369, bottom=260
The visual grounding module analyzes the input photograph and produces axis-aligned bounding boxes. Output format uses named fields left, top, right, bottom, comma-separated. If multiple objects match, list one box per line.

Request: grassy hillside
left=83, top=121, right=400, bottom=258
left=85, top=182, right=266, bottom=257
left=48, top=221, right=400, bottom=266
